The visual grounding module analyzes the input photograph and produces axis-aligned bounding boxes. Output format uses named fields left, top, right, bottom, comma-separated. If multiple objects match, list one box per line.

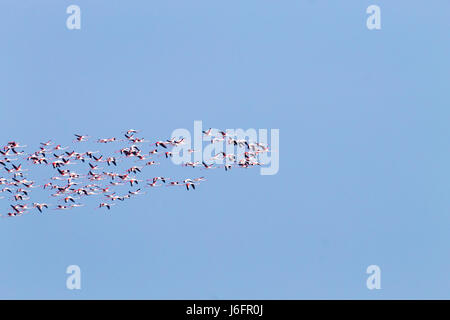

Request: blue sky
left=1, top=0, right=450, bottom=299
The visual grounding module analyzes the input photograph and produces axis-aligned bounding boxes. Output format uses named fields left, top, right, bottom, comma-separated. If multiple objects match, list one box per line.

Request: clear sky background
left=1, top=0, right=449, bottom=299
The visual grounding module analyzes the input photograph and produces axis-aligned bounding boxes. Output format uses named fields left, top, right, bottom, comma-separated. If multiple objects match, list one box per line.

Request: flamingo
left=154, top=141, right=168, bottom=149
left=74, top=134, right=89, bottom=142
left=84, top=151, right=99, bottom=158
left=33, top=203, right=49, bottom=213
left=43, top=182, right=53, bottom=189
left=256, top=142, right=269, bottom=151
left=10, top=148, right=25, bottom=155
left=0, top=149, right=14, bottom=157
left=75, top=154, right=86, bottom=162
left=100, top=187, right=110, bottom=193
left=55, top=205, right=70, bottom=210
left=152, top=177, right=167, bottom=183
left=57, top=169, right=70, bottom=176
left=16, top=188, right=29, bottom=196
left=89, top=163, right=101, bottom=170
left=184, top=161, right=201, bottom=168
left=92, top=155, right=104, bottom=162
left=211, top=137, right=224, bottom=144
left=103, top=172, right=119, bottom=180
left=128, top=189, right=144, bottom=196
left=11, top=164, right=25, bottom=172
left=51, top=160, right=65, bottom=169
left=73, top=188, right=89, bottom=196
left=105, top=193, right=120, bottom=201
left=40, top=140, right=52, bottom=147
left=6, top=141, right=27, bottom=149
left=54, top=144, right=68, bottom=151
left=11, top=204, right=26, bottom=214
left=63, top=196, right=77, bottom=203
left=167, top=137, right=185, bottom=146
left=129, top=137, right=147, bottom=144
left=127, top=166, right=142, bottom=174
left=228, top=138, right=247, bottom=148
left=126, top=129, right=139, bottom=135
left=97, top=138, right=116, bottom=143
left=99, top=203, right=114, bottom=210
left=185, top=182, right=196, bottom=190
left=1, top=187, right=12, bottom=193
left=61, top=158, right=76, bottom=166
left=7, top=212, right=22, bottom=217
left=127, top=178, right=141, bottom=187
left=146, top=181, right=160, bottom=188
left=13, top=194, right=28, bottom=201
left=106, top=157, right=117, bottom=166
left=202, top=162, right=215, bottom=169
left=202, top=128, right=213, bottom=136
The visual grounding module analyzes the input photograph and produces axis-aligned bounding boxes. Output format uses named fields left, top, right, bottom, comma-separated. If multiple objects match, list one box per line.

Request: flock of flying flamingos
left=0, top=129, right=269, bottom=218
